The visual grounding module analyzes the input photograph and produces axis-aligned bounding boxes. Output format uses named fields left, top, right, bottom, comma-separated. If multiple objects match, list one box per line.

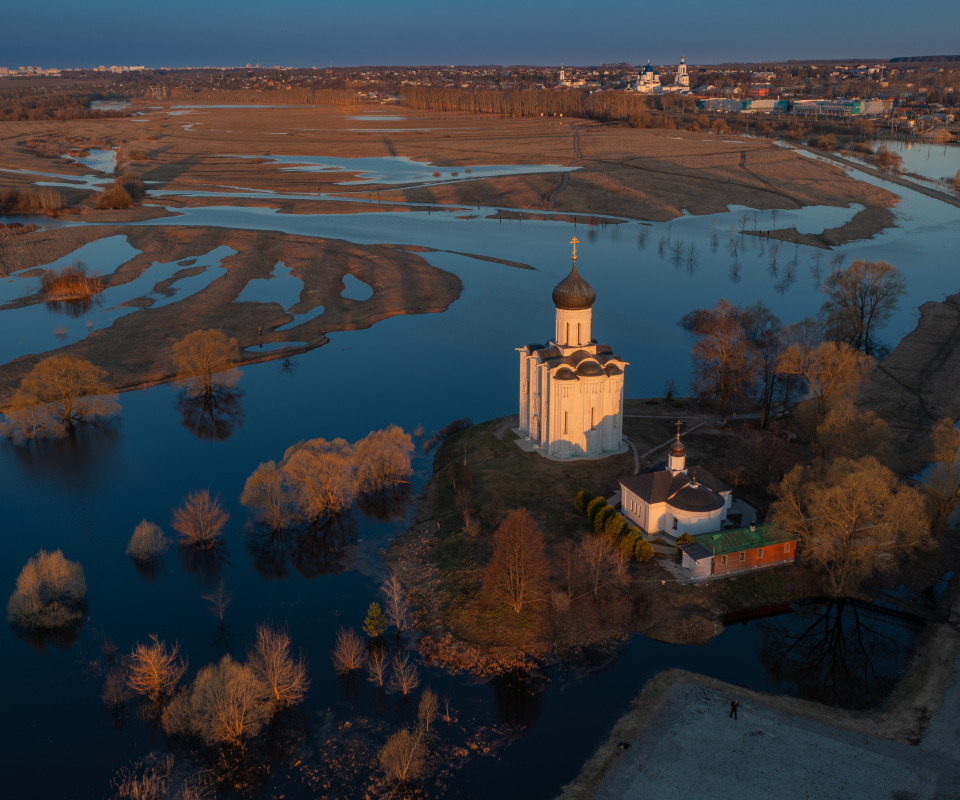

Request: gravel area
left=592, top=677, right=959, bottom=800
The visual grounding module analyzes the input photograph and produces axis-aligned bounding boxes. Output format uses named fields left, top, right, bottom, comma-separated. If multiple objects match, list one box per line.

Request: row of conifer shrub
left=574, top=489, right=655, bottom=562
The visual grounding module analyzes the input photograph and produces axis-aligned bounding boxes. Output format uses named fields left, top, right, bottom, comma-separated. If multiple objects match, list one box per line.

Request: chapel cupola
left=668, top=422, right=687, bottom=474
left=553, top=238, right=595, bottom=347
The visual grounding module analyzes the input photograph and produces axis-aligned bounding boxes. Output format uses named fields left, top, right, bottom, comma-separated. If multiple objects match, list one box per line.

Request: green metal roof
left=693, top=523, right=796, bottom=556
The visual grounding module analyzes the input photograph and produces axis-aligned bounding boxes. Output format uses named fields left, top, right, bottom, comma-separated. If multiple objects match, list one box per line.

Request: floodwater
left=1, top=138, right=957, bottom=800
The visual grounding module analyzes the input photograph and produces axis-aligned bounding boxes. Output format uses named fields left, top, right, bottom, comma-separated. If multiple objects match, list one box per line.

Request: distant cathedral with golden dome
left=516, top=239, right=628, bottom=459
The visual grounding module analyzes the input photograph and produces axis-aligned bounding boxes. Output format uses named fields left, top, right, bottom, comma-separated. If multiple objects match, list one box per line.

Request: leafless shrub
left=126, top=635, right=187, bottom=711
left=248, top=624, right=309, bottom=711
left=387, top=652, right=420, bottom=696
left=6, top=549, right=87, bottom=630
left=111, top=764, right=168, bottom=800
left=116, top=172, right=145, bottom=199
left=550, top=589, right=572, bottom=613
left=126, top=520, right=169, bottom=562
left=172, top=490, right=228, bottom=549
left=201, top=579, right=232, bottom=621
left=39, top=260, right=103, bottom=301
left=102, top=663, right=133, bottom=710
left=96, top=184, right=133, bottom=210
left=19, top=186, right=64, bottom=213
left=442, top=693, right=453, bottom=723
left=331, top=628, right=366, bottom=674
left=379, top=727, right=428, bottom=784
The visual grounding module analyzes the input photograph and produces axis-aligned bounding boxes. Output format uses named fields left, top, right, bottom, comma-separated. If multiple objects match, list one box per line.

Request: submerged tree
left=7, top=549, right=87, bottom=631
left=172, top=490, right=229, bottom=549
left=680, top=298, right=757, bottom=417
left=820, top=260, right=906, bottom=356
left=126, top=635, right=187, bottom=716
left=353, top=425, right=414, bottom=494
left=172, top=329, right=241, bottom=396
left=1, top=355, right=118, bottom=439
left=125, top=520, right=170, bottom=563
left=162, top=655, right=271, bottom=747
left=248, top=624, right=309, bottom=712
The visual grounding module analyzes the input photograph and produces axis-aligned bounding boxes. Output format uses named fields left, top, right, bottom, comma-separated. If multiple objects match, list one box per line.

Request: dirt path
left=794, top=142, right=960, bottom=210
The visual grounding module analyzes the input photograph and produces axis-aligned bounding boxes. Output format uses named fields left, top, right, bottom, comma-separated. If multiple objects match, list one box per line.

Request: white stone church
left=516, top=239, right=628, bottom=459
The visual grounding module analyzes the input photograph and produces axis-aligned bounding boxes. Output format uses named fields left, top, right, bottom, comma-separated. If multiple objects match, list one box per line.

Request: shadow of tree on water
left=176, top=386, right=244, bottom=441
left=757, top=598, right=918, bottom=709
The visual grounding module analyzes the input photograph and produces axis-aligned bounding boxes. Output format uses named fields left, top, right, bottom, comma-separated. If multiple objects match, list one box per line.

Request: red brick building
left=680, top=522, right=797, bottom=579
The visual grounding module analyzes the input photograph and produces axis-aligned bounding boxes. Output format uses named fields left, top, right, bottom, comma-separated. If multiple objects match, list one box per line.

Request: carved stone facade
left=517, top=241, right=627, bottom=459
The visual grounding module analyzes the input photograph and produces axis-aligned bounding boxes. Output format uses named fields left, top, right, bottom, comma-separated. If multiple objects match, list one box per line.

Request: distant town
left=3, top=56, right=958, bottom=136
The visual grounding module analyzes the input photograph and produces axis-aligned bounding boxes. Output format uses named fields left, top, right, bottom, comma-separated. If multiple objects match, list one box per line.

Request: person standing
left=730, top=699, right=739, bottom=720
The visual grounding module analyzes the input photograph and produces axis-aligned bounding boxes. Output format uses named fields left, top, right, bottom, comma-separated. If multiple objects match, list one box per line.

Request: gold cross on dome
left=676, top=420, right=682, bottom=439
left=570, top=236, right=579, bottom=261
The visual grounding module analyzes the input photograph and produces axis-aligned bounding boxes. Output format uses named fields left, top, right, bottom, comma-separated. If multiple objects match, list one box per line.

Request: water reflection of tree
left=44, top=295, right=101, bottom=318
left=178, top=542, right=230, bottom=582
left=758, top=599, right=915, bottom=709
left=176, top=386, right=244, bottom=441
left=490, top=669, right=545, bottom=728
left=356, top=484, right=413, bottom=523
left=246, top=513, right=356, bottom=580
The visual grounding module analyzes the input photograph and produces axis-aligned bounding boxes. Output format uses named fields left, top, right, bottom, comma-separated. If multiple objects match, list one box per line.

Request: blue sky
left=5, top=0, right=957, bottom=68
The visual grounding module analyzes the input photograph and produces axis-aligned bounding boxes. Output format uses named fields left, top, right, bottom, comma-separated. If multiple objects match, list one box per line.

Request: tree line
left=682, top=258, right=960, bottom=596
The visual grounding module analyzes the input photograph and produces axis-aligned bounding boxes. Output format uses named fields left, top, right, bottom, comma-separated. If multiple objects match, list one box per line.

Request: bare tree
left=387, top=652, right=421, bottom=696
left=418, top=687, right=439, bottom=734
left=680, top=298, right=757, bottom=417
left=820, top=260, right=906, bottom=356
left=740, top=301, right=783, bottom=427
left=366, top=641, right=389, bottom=688
left=7, top=549, right=87, bottom=630
left=127, top=635, right=187, bottom=714
left=162, top=655, right=271, bottom=747
left=247, top=624, right=309, bottom=711
left=172, top=490, right=229, bottom=549
left=201, top=579, right=232, bottom=622
left=579, top=535, right=620, bottom=597
left=776, top=340, right=872, bottom=424
left=101, top=664, right=133, bottom=712
left=771, top=456, right=929, bottom=596
left=379, top=727, right=428, bottom=784
left=381, top=571, right=410, bottom=634
left=331, top=628, right=366, bottom=675
left=172, top=329, right=241, bottom=396
left=482, top=508, right=551, bottom=614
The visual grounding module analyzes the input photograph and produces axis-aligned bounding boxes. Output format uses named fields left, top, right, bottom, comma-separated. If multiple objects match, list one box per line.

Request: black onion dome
left=552, top=263, right=596, bottom=310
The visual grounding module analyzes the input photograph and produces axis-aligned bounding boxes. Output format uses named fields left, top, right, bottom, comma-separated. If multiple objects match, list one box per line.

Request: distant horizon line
left=6, top=54, right=960, bottom=73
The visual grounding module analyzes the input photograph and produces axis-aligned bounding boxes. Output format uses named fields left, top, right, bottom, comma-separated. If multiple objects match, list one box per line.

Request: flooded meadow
left=1, top=130, right=958, bottom=798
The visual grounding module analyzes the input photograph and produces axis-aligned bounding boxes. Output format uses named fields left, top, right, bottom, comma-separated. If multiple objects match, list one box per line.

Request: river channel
left=0, top=138, right=956, bottom=798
